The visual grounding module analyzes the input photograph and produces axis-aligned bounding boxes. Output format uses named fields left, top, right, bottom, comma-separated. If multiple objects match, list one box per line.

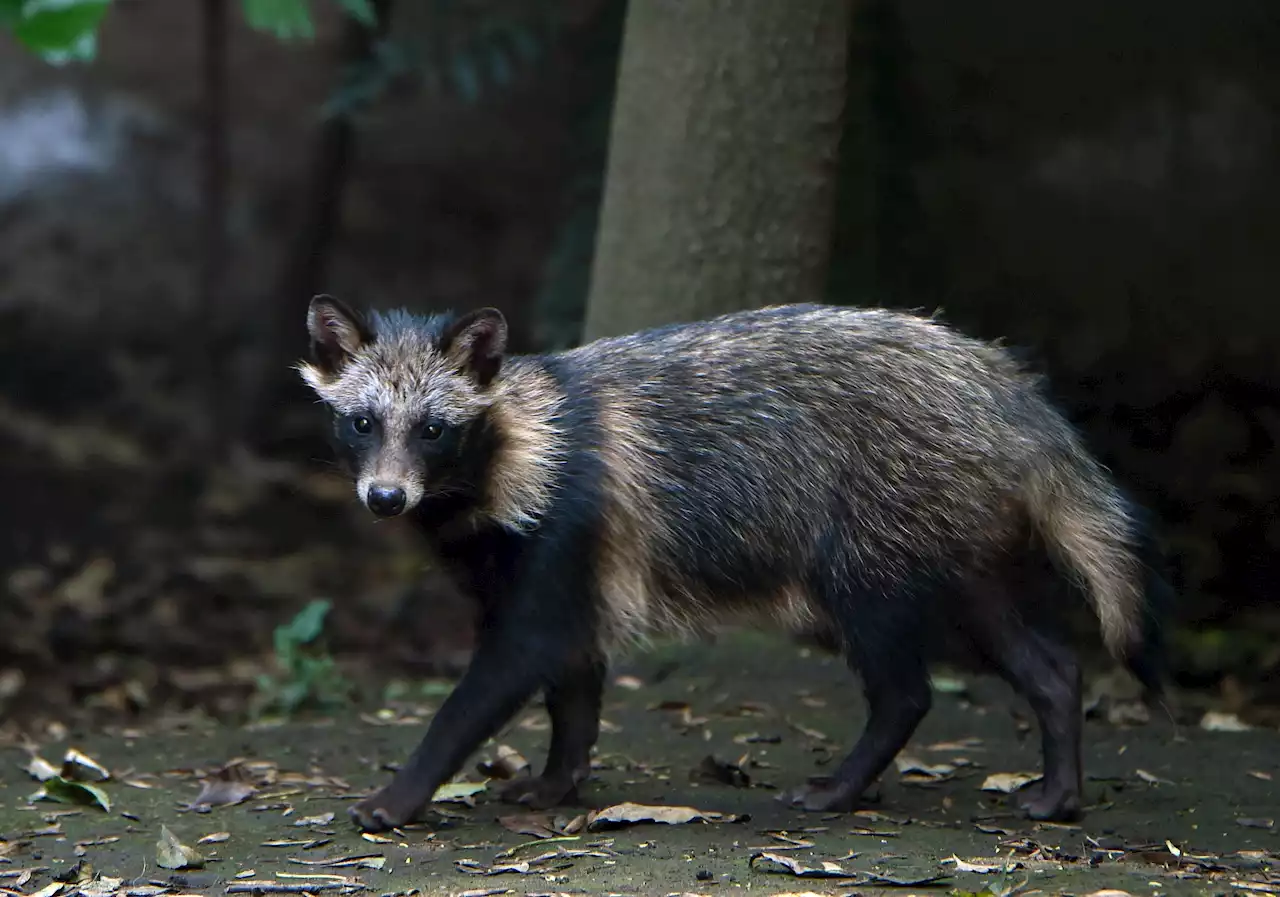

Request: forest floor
left=1, top=632, right=1277, bottom=897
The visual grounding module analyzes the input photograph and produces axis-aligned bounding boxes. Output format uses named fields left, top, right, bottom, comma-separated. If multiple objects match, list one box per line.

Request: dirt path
left=2, top=632, right=1276, bottom=897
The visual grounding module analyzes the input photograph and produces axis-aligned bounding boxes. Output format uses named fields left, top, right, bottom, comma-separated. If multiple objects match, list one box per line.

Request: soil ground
left=2, top=632, right=1276, bottom=897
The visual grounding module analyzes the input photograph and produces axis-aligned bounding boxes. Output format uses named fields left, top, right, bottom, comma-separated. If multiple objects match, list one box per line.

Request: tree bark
left=581, top=0, right=851, bottom=342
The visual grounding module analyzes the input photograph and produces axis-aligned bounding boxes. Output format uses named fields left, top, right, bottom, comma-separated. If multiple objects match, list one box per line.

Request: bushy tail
left=1025, top=452, right=1171, bottom=697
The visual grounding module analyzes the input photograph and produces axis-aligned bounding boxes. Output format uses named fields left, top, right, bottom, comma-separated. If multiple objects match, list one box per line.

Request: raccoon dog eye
left=352, top=415, right=373, bottom=435
left=422, top=422, right=443, bottom=441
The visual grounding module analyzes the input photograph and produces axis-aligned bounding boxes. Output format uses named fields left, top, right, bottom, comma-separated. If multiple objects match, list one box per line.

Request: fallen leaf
left=476, top=746, right=530, bottom=780
left=1231, top=884, right=1280, bottom=895
left=225, top=881, right=361, bottom=893
left=188, top=778, right=255, bottom=810
left=155, top=826, right=204, bottom=870
left=696, top=755, right=750, bottom=788
left=29, top=883, right=65, bottom=897
left=1201, top=711, right=1252, bottom=732
left=613, top=675, right=644, bottom=690
left=53, top=860, right=95, bottom=886
left=1247, top=771, right=1272, bottom=782
left=455, top=847, right=598, bottom=877
left=926, top=737, right=984, bottom=751
left=941, top=855, right=1023, bottom=874
left=287, top=855, right=387, bottom=871
left=1235, top=818, right=1275, bottom=831
left=35, top=777, right=111, bottom=812
left=79, top=876, right=123, bottom=897
left=980, top=772, right=1042, bottom=794
left=26, top=755, right=59, bottom=782
left=786, top=720, right=830, bottom=742
left=1136, top=769, right=1174, bottom=785
left=930, top=674, right=969, bottom=695
left=497, top=814, right=561, bottom=840
left=750, top=852, right=853, bottom=879
left=585, top=802, right=747, bottom=831
left=60, top=749, right=111, bottom=783
left=197, top=832, right=230, bottom=844
left=733, top=732, right=782, bottom=745
left=293, top=812, right=336, bottom=827
left=433, top=780, right=488, bottom=805
left=895, top=755, right=957, bottom=781
left=749, top=851, right=947, bottom=886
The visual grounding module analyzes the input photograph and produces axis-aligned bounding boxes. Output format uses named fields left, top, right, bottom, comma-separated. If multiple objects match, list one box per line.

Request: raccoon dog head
left=297, top=295, right=508, bottom=519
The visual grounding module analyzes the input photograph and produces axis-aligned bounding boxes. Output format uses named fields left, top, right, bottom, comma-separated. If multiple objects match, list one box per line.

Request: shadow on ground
left=1, top=632, right=1276, bottom=897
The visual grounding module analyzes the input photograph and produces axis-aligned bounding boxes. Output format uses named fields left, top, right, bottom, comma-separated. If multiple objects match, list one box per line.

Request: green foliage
left=241, top=0, right=376, bottom=42
left=251, top=599, right=353, bottom=718
left=0, top=0, right=111, bottom=65
left=323, top=4, right=560, bottom=119
left=0, top=0, right=379, bottom=64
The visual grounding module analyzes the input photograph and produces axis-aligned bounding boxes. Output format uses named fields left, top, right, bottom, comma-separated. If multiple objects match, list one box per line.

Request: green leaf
left=36, top=775, right=112, bottom=812
left=11, top=0, right=111, bottom=64
left=277, top=599, right=331, bottom=647
left=241, top=0, right=314, bottom=41
left=0, top=0, right=25, bottom=27
left=331, top=0, right=375, bottom=27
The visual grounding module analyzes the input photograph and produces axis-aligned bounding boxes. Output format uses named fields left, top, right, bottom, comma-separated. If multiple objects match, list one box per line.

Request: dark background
left=1, top=0, right=1277, bottom=728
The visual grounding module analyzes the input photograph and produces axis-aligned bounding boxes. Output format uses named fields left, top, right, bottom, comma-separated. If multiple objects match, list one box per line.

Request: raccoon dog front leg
left=348, top=622, right=547, bottom=832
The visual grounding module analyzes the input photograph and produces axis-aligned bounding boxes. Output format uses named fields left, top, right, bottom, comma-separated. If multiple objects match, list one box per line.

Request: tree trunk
left=581, top=0, right=851, bottom=342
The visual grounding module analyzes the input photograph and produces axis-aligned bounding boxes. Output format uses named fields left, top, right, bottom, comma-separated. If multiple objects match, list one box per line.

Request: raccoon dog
left=298, top=296, right=1171, bottom=834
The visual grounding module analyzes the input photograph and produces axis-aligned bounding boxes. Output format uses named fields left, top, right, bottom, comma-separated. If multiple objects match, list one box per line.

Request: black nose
left=367, top=485, right=407, bottom=517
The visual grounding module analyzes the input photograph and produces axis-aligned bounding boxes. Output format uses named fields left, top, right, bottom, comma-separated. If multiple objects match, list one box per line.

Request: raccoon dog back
left=299, top=298, right=1170, bottom=833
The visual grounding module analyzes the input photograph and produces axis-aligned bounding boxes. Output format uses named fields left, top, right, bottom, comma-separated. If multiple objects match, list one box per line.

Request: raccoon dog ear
left=307, top=295, right=372, bottom=375
left=442, top=307, right=507, bottom=388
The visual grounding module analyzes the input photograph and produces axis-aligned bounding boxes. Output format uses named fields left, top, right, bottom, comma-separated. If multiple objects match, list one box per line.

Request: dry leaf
left=941, top=855, right=1023, bottom=874
left=293, top=812, right=336, bottom=827
left=749, top=852, right=947, bottom=887
left=1200, top=711, right=1252, bottom=732
left=585, top=802, right=746, bottom=831
left=980, top=772, right=1042, bottom=793
left=894, top=755, right=957, bottom=780
left=1235, top=818, right=1275, bottom=831
left=188, top=778, right=255, bottom=810
left=61, top=749, right=111, bottom=783
left=695, top=755, right=750, bottom=788
left=432, top=780, right=488, bottom=805
left=155, top=826, right=204, bottom=870
left=1136, top=769, right=1174, bottom=785
left=497, top=814, right=560, bottom=839
left=26, top=755, right=59, bottom=782
left=197, top=832, right=230, bottom=844
left=476, top=746, right=530, bottom=780
left=288, top=855, right=387, bottom=871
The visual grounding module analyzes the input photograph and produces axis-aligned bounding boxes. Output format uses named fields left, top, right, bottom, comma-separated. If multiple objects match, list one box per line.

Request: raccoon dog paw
left=1017, top=783, right=1083, bottom=822
left=496, top=774, right=580, bottom=810
left=348, top=789, right=422, bottom=833
left=781, top=776, right=872, bottom=813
